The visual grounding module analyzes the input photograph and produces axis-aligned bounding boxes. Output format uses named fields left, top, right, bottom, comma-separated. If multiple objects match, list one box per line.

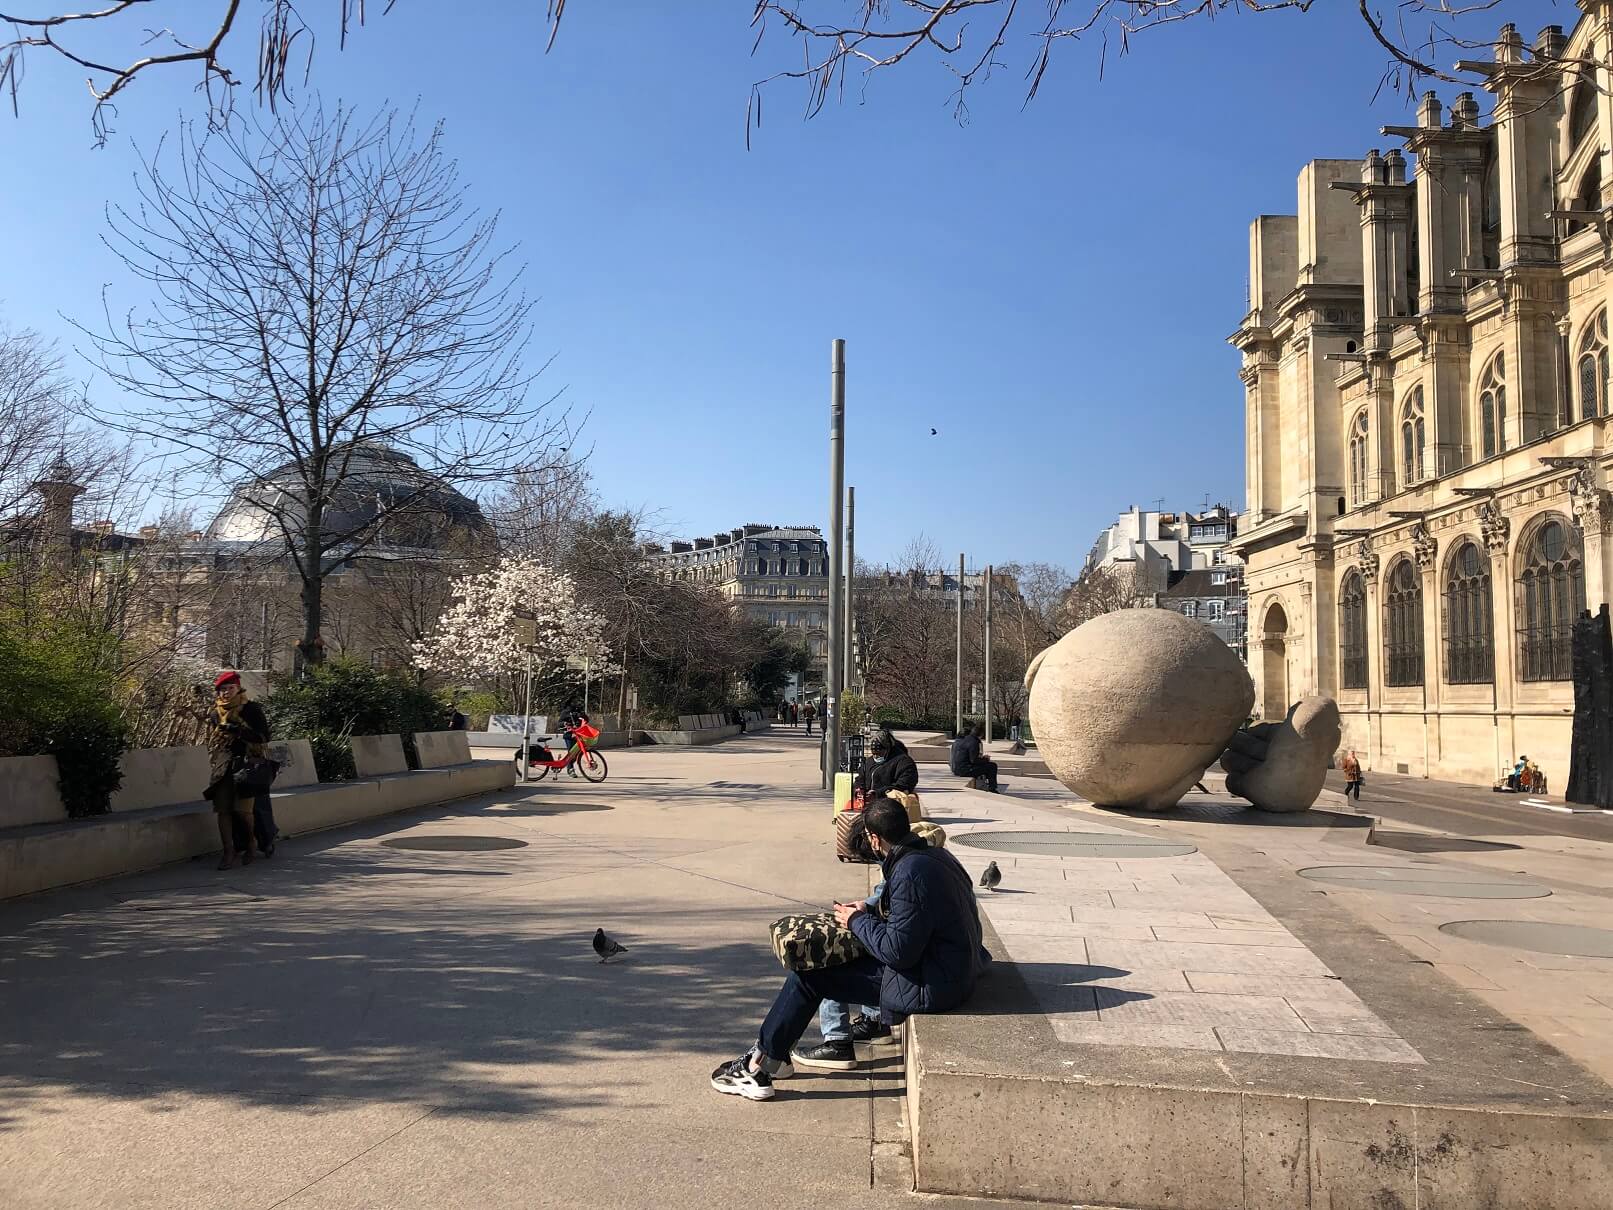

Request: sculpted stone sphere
left=1220, top=696, right=1342, bottom=813
left=1026, top=609, right=1255, bottom=811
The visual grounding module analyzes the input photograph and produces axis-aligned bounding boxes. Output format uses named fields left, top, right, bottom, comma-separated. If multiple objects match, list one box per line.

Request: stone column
left=1491, top=24, right=1565, bottom=268
left=1570, top=466, right=1613, bottom=610
left=1358, top=539, right=1384, bottom=766
left=1482, top=502, right=1516, bottom=769
left=1414, top=524, right=1441, bottom=770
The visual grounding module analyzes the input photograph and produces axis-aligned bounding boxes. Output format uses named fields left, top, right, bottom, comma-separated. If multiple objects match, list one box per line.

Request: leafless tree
left=0, top=323, right=77, bottom=518
left=8, top=2, right=1560, bottom=147
left=85, top=103, right=572, bottom=667
left=1062, top=563, right=1143, bottom=629
left=488, top=453, right=598, bottom=564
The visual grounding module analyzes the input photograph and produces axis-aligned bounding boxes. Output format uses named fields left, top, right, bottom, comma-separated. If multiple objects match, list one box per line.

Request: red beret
left=213, top=671, right=242, bottom=689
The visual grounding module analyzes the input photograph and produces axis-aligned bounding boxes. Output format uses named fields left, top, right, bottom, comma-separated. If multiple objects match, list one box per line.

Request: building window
left=1384, top=560, right=1424, bottom=687
left=1443, top=541, right=1494, bottom=684
left=1182, top=601, right=1198, bottom=618
left=798, top=557, right=809, bottom=576
left=1400, top=386, right=1425, bottom=488
left=1518, top=516, right=1585, bottom=682
left=1348, top=409, right=1370, bottom=506
left=1207, top=600, right=1225, bottom=621
left=1339, top=570, right=1367, bottom=689
left=1578, top=309, right=1608, bottom=421
left=1479, top=353, right=1506, bottom=459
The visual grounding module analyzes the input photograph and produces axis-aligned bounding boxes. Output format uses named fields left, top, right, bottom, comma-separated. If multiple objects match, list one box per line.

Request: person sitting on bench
left=949, top=723, right=999, bottom=793
left=855, top=728, right=919, bottom=806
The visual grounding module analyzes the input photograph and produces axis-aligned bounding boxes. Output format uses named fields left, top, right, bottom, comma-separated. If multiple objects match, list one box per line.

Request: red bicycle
left=514, top=721, right=608, bottom=782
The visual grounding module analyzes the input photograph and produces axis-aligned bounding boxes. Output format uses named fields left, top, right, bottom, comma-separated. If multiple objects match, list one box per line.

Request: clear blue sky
left=0, top=0, right=1562, bottom=570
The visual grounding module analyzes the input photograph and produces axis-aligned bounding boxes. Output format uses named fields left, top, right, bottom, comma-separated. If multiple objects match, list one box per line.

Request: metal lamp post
left=823, top=338, right=846, bottom=791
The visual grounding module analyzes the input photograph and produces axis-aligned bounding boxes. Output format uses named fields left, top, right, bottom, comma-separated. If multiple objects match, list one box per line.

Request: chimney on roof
left=138, top=524, right=160, bottom=541
left=90, top=519, right=116, bottom=535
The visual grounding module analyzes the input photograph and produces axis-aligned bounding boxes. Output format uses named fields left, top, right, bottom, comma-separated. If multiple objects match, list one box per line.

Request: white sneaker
left=710, top=1054, right=775, bottom=1101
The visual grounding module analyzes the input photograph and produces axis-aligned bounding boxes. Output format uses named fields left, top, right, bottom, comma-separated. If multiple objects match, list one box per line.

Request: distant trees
left=1062, top=564, right=1144, bottom=629
left=87, top=103, right=569, bottom=668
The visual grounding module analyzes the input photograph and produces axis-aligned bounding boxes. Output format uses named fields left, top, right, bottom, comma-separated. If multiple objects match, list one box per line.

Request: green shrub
left=0, top=613, right=130, bottom=817
left=840, top=690, right=868, bottom=733
left=266, top=659, right=450, bottom=774
left=306, top=730, right=358, bottom=783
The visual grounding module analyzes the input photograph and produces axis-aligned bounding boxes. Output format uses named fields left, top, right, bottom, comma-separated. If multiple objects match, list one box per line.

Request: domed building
left=205, top=444, right=491, bottom=550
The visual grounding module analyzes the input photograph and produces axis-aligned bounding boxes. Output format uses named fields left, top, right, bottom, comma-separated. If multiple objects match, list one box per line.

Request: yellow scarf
left=211, top=693, right=264, bottom=757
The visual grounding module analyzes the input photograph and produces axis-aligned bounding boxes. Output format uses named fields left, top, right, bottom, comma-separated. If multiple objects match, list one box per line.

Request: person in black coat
left=949, top=723, right=999, bottom=792
left=710, top=799, right=988, bottom=1102
left=854, top=729, right=918, bottom=803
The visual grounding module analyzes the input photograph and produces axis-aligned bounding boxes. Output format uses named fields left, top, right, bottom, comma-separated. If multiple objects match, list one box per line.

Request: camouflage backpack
left=770, top=912, right=868, bottom=972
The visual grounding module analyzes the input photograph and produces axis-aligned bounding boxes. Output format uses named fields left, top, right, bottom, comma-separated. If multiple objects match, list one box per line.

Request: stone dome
left=205, top=444, right=490, bottom=549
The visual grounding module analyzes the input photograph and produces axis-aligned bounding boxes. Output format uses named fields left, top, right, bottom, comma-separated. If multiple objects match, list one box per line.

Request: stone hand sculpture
left=1026, top=609, right=1254, bottom=811
left=1219, top=696, right=1341, bottom=813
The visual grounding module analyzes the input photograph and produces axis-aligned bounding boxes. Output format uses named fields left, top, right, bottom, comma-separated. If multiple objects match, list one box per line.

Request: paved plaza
left=5, top=731, right=1613, bottom=1208
left=0, top=734, right=921, bottom=1210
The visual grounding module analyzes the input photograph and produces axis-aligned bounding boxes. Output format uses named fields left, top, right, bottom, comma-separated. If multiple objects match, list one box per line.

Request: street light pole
left=844, top=485, right=855, bottom=694
left=520, top=645, right=534, bottom=784
left=955, top=552, right=965, bottom=736
left=984, top=564, right=994, bottom=745
left=824, top=338, right=846, bottom=791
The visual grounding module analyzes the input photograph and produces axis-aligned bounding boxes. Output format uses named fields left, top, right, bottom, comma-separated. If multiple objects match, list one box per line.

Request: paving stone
left=998, top=934, right=1090, bottom=964
left=1185, top=972, right=1362, bottom=1001
left=1216, top=1027, right=1424, bottom=1063
left=1094, top=988, right=1306, bottom=1030
left=976, top=902, right=1080, bottom=923
left=1429, top=962, right=1502, bottom=990
left=1021, top=983, right=1101, bottom=1016
left=1072, top=906, right=1217, bottom=930
left=1087, top=939, right=1334, bottom=977
left=1206, top=913, right=1283, bottom=931
left=1048, top=1020, right=1224, bottom=1051
left=1149, top=926, right=1304, bottom=948
left=1282, top=997, right=1398, bottom=1037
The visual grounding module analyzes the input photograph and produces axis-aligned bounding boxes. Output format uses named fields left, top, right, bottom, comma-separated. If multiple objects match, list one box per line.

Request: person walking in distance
left=1341, top=748, right=1362, bottom=802
left=803, top=701, right=816, bottom=736
left=199, top=671, right=273, bottom=868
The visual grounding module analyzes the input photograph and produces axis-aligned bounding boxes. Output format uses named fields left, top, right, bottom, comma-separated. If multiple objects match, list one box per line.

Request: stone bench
left=0, top=764, right=516, bottom=901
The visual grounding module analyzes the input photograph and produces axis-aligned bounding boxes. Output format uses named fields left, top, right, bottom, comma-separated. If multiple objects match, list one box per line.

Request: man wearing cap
left=204, top=671, right=274, bottom=868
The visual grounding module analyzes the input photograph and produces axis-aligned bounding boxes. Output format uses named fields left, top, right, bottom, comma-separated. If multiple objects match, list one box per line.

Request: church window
left=1384, top=560, right=1424, bottom=687
left=1518, top=516, right=1585, bottom=682
left=1479, top=354, right=1507, bottom=459
left=1578, top=309, right=1608, bottom=421
left=1339, top=570, right=1367, bottom=690
left=1400, top=388, right=1426, bottom=488
left=1348, top=409, right=1370, bottom=506
left=1443, top=541, right=1494, bottom=684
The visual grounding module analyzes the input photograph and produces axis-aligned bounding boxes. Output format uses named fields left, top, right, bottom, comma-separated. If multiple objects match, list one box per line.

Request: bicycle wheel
left=514, top=748, right=552, bottom=781
left=577, top=749, right=608, bottom=782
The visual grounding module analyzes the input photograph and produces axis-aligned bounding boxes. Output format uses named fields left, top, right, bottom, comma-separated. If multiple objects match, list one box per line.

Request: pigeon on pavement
left=978, top=861, right=1002, bottom=892
left=593, top=928, right=628, bottom=962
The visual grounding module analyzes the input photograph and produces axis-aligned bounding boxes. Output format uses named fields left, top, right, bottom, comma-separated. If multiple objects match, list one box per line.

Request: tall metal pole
left=520, top=646, right=534, bottom=784
left=984, top=565, right=994, bottom=745
left=824, top=339, right=846, bottom=791
left=955, top=553, right=965, bottom=735
left=844, top=486, right=855, bottom=694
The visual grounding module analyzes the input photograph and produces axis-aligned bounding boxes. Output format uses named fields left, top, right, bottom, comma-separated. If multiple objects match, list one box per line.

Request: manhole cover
left=1298, top=865, right=1550, bottom=899
left=954, top=830, right=1197, bottom=858
left=1439, top=919, right=1613, bottom=957
left=381, top=836, right=528, bottom=852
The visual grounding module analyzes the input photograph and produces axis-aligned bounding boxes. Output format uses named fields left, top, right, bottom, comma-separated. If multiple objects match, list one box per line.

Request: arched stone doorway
left=1261, top=602, right=1289, bottom=720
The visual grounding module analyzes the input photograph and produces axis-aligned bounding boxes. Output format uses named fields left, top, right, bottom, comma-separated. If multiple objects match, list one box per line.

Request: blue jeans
left=758, top=956, right=884, bottom=1062
left=819, top=880, right=883, bottom=1040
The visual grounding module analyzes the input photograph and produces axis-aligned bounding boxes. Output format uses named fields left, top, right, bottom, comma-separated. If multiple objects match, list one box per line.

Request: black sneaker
left=849, top=1015, right=894, bottom=1044
left=710, top=1054, right=775, bottom=1100
left=790, top=1039, right=858, bottom=1070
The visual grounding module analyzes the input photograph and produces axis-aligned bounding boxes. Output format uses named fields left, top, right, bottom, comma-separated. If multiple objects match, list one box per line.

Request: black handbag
left=234, top=755, right=281, bottom=793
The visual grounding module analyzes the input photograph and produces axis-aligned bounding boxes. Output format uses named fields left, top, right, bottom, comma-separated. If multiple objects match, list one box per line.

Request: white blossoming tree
left=413, top=557, right=616, bottom=696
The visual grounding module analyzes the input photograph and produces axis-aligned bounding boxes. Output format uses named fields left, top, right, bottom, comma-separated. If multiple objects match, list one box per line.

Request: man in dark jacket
left=949, top=723, right=999, bottom=792
left=855, top=729, right=919, bottom=803
left=711, top=799, right=987, bottom=1102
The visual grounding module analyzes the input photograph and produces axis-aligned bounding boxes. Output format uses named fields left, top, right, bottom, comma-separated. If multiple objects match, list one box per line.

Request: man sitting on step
left=710, top=800, right=987, bottom=1101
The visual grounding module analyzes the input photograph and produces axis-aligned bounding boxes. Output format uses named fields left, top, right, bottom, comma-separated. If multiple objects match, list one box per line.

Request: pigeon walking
left=593, top=927, right=628, bottom=962
left=978, top=861, right=1002, bottom=892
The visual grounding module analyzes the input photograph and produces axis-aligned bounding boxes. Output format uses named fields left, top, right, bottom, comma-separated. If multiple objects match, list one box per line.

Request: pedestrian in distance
left=198, top=670, right=275, bottom=869
left=804, top=701, right=816, bottom=736
left=709, top=799, right=989, bottom=1101
left=1340, top=748, right=1362, bottom=801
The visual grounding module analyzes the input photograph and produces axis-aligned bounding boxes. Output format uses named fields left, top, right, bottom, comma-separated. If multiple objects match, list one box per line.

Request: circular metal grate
left=381, top=835, right=528, bottom=852
left=1298, top=865, right=1550, bottom=899
left=954, top=830, right=1197, bottom=859
left=1439, top=919, right=1613, bottom=957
